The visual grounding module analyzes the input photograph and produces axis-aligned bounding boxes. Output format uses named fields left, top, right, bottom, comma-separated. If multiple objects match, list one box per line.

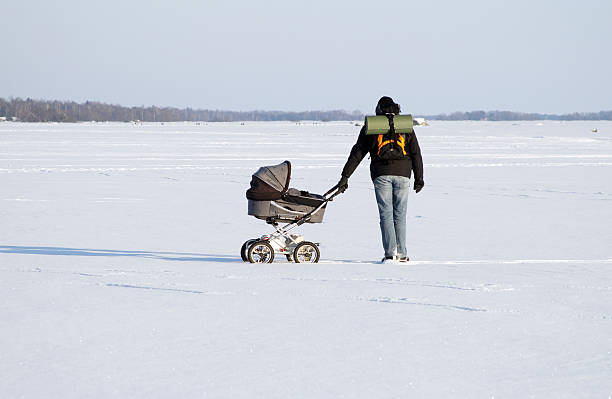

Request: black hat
left=375, top=96, right=401, bottom=115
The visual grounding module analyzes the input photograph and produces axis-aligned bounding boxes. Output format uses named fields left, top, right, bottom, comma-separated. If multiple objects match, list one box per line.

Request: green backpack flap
left=364, top=114, right=413, bottom=160
left=364, top=114, right=413, bottom=135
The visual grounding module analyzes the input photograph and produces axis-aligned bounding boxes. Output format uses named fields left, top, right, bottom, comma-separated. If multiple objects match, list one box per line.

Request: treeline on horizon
left=1, top=97, right=611, bottom=122
left=423, top=109, right=612, bottom=121
left=0, top=97, right=362, bottom=123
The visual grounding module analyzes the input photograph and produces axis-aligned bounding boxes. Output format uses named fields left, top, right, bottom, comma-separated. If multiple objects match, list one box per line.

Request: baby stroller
left=242, top=160, right=343, bottom=263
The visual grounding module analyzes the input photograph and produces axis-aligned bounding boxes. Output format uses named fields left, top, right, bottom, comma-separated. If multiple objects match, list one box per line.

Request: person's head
left=375, top=96, right=401, bottom=115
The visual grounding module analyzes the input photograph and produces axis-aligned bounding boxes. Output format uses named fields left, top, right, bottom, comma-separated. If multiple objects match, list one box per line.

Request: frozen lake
left=1, top=121, right=612, bottom=397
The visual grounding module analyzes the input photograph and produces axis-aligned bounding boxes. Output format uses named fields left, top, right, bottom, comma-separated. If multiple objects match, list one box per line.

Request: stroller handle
left=323, top=184, right=338, bottom=197
left=323, top=184, right=344, bottom=201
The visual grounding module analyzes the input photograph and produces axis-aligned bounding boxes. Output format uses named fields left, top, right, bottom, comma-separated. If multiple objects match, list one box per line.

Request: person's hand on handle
left=337, top=176, right=349, bottom=193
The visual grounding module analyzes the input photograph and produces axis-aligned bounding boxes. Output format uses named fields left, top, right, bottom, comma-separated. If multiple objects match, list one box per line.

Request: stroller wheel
left=293, top=241, right=320, bottom=263
left=247, top=241, right=275, bottom=264
left=240, top=239, right=257, bottom=262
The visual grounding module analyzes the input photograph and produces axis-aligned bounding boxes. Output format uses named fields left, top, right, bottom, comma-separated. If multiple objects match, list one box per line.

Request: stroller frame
left=242, top=185, right=343, bottom=263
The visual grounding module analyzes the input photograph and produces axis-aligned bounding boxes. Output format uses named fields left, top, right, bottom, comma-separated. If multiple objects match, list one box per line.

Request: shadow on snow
left=0, top=245, right=239, bottom=263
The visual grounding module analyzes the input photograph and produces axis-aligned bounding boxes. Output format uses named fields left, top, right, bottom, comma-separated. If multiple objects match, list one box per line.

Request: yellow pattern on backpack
left=377, top=133, right=407, bottom=157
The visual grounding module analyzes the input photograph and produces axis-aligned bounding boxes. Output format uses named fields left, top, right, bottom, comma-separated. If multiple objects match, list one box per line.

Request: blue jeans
left=373, top=175, right=410, bottom=258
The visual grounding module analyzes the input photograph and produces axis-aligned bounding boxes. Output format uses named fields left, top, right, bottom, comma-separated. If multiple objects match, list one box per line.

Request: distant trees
left=424, top=110, right=612, bottom=121
left=0, top=97, right=364, bottom=122
left=1, top=97, right=611, bottom=122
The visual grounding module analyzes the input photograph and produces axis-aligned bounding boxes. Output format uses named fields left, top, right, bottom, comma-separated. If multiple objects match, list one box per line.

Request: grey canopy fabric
left=246, top=160, right=292, bottom=200
left=253, top=160, right=291, bottom=193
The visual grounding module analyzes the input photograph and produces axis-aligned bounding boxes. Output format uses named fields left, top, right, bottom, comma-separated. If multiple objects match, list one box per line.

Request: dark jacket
left=341, top=126, right=424, bottom=182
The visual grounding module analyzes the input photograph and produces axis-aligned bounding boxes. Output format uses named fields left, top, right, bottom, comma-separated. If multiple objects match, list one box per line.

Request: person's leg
left=391, top=176, right=410, bottom=259
left=373, top=175, right=396, bottom=258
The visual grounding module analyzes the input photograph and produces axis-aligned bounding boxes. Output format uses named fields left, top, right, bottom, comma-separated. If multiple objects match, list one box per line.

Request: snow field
left=1, top=121, right=612, bottom=398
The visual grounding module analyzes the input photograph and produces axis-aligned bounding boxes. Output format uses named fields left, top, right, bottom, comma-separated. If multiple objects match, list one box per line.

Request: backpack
left=364, top=114, right=411, bottom=160
left=376, top=128, right=407, bottom=160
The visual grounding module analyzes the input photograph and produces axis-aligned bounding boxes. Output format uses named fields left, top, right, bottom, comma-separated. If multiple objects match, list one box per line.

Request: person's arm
left=341, top=126, right=369, bottom=179
left=408, top=132, right=424, bottom=192
left=335, top=126, right=369, bottom=192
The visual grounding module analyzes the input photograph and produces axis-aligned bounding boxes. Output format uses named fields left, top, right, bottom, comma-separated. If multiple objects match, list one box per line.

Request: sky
left=2, top=0, right=611, bottom=114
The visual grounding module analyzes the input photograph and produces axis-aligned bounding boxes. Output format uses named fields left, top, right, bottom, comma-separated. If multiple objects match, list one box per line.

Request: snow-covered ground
left=1, top=121, right=611, bottom=398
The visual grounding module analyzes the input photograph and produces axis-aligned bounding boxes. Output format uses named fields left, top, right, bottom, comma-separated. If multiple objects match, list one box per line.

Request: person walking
left=337, top=96, right=424, bottom=263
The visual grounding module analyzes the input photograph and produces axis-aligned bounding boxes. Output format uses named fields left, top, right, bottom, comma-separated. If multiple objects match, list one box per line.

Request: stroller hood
left=246, top=160, right=292, bottom=200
